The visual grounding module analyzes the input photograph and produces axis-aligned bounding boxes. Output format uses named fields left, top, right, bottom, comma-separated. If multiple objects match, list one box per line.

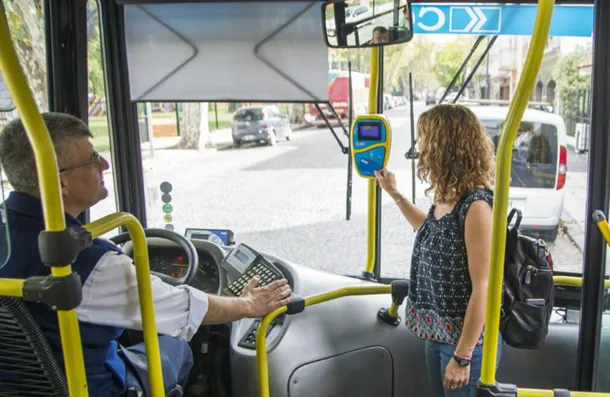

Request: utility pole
left=486, top=36, right=491, bottom=98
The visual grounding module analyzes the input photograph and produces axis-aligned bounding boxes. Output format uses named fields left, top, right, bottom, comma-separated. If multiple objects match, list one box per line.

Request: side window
left=86, top=0, right=119, bottom=233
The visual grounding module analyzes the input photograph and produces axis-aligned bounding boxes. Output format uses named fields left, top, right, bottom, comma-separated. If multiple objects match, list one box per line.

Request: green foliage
left=87, top=2, right=105, bottom=96
left=553, top=46, right=591, bottom=122
left=6, top=5, right=27, bottom=43
left=432, top=40, right=471, bottom=88
left=384, top=36, right=438, bottom=94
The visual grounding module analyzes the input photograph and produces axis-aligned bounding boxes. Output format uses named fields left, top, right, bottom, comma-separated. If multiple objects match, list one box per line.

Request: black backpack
left=458, top=196, right=554, bottom=349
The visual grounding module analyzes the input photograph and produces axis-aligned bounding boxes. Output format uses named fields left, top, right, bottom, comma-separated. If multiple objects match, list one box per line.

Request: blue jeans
left=121, top=335, right=194, bottom=397
left=425, top=334, right=503, bottom=397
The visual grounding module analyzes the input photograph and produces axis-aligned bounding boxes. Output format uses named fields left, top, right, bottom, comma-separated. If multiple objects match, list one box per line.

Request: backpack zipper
left=525, top=264, right=551, bottom=285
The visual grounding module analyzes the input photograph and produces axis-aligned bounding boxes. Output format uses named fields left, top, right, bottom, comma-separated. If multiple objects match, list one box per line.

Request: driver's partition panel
left=222, top=256, right=588, bottom=397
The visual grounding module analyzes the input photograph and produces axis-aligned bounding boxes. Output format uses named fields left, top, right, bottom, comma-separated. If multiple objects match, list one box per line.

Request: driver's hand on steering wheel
left=241, top=277, right=293, bottom=317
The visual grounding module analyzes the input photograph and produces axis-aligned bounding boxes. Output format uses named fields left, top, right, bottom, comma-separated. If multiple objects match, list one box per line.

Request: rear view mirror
left=0, top=71, right=15, bottom=112
left=322, top=0, right=413, bottom=49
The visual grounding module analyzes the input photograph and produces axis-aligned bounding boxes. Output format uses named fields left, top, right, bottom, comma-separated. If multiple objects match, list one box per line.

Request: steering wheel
left=110, top=228, right=199, bottom=286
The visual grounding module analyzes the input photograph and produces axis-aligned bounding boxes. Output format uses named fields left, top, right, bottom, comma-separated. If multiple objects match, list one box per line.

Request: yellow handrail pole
left=553, top=276, right=610, bottom=289
left=255, top=306, right=287, bottom=397
left=0, top=4, right=88, bottom=396
left=84, top=213, right=165, bottom=397
left=480, top=0, right=554, bottom=386
left=256, top=284, right=392, bottom=397
left=593, top=210, right=610, bottom=247
left=518, top=389, right=610, bottom=397
left=0, top=279, right=25, bottom=297
left=365, top=46, right=380, bottom=275
left=387, top=302, right=399, bottom=317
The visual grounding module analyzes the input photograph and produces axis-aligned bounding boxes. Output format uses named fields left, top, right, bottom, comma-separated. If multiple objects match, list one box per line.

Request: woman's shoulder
left=459, top=188, right=493, bottom=217
left=466, top=187, right=493, bottom=204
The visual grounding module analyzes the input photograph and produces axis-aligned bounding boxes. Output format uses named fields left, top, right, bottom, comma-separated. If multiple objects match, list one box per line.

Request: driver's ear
left=59, top=173, right=70, bottom=196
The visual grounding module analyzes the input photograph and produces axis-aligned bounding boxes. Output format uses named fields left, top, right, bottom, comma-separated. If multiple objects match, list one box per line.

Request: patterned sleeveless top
left=404, top=188, right=493, bottom=346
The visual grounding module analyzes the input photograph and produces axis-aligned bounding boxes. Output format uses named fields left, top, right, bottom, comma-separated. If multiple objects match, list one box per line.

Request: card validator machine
left=221, top=243, right=284, bottom=296
left=351, top=115, right=392, bottom=178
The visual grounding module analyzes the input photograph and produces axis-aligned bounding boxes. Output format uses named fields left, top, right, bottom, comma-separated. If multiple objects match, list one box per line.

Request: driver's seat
left=0, top=297, right=69, bottom=396
left=0, top=297, right=184, bottom=397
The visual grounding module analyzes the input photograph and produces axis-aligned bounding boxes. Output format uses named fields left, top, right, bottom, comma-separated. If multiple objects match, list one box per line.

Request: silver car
left=231, top=105, right=293, bottom=148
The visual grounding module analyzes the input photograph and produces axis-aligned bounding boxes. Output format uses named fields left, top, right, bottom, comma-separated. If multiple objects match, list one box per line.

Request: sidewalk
left=137, top=122, right=313, bottom=152
left=561, top=171, right=587, bottom=252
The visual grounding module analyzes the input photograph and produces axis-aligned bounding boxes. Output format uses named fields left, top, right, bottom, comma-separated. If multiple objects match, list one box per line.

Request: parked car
left=468, top=104, right=568, bottom=241
left=345, top=5, right=373, bottom=24
left=231, top=105, right=292, bottom=148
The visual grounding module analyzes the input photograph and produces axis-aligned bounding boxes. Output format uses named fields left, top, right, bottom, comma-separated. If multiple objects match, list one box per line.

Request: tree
left=432, top=39, right=471, bottom=88
left=6, top=0, right=47, bottom=111
left=177, top=102, right=211, bottom=149
left=382, top=36, right=438, bottom=95
left=289, top=104, right=305, bottom=124
left=553, top=47, right=591, bottom=123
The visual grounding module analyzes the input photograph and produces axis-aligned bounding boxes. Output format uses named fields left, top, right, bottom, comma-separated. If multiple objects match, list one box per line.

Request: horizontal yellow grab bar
left=0, top=279, right=24, bottom=297
left=519, top=388, right=610, bottom=397
left=554, top=276, right=610, bottom=289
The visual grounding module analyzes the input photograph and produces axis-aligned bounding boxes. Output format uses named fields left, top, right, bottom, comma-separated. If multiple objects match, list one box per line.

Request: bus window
left=86, top=0, right=119, bottom=234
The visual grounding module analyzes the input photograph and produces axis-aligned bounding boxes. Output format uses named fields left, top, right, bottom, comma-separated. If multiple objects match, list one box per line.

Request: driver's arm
left=77, top=251, right=208, bottom=341
left=77, top=250, right=292, bottom=340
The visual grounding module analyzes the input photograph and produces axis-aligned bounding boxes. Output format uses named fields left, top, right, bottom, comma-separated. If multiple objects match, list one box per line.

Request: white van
left=467, top=105, right=568, bottom=242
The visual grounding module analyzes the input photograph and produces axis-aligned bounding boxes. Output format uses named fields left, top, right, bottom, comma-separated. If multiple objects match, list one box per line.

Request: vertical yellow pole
left=479, top=0, right=554, bottom=385
left=0, top=4, right=88, bottom=396
left=365, top=46, right=380, bottom=274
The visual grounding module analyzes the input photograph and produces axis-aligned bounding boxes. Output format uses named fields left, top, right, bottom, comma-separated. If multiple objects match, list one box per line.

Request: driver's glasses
left=59, top=152, right=101, bottom=173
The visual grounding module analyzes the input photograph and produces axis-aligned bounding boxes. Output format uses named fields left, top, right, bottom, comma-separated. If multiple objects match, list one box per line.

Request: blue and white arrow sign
left=412, top=5, right=593, bottom=37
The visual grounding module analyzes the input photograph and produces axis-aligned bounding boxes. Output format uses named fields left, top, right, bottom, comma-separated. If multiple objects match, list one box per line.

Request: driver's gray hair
left=0, top=112, right=93, bottom=197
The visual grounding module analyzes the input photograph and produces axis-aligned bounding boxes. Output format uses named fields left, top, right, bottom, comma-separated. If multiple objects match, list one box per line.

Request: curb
left=560, top=210, right=584, bottom=253
left=560, top=223, right=583, bottom=253
left=292, top=123, right=314, bottom=131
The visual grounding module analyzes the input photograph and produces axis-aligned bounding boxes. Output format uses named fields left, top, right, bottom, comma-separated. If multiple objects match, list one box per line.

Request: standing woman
left=374, top=104, right=501, bottom=397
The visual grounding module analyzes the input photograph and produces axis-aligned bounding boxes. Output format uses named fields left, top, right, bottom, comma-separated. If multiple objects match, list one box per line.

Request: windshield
left=0, top=0, right=592, bottom=286
left=80, top=33, right=588, bottom=281
left=481, top=119, right=559, bottom=189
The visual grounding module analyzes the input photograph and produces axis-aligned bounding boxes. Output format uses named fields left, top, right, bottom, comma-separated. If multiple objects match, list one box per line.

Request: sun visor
left=123, top=2, right=329, bottom=102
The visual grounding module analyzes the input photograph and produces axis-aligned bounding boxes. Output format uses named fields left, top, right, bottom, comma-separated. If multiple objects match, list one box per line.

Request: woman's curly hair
left=417, top=104, right=495, bottom=204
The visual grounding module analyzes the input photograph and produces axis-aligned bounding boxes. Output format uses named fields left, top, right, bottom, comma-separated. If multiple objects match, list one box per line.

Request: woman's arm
left=374, top=169, right=427, bottom=230
left=389, top=191, right=427, bottom=231
left=455, top=199, right=493, bottom=357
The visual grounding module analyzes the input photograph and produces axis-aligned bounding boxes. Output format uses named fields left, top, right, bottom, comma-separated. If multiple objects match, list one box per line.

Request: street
left=90, top=101, right=585, bottom=277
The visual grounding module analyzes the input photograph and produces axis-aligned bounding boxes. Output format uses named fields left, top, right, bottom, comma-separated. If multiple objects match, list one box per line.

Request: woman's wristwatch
left=452, top=353, right=472, bottom=367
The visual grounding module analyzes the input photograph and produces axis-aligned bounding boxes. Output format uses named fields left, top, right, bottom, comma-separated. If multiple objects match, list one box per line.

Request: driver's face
left=59, top=137, right=110, bottom=217
left=373, top=31, right=389, bottom=44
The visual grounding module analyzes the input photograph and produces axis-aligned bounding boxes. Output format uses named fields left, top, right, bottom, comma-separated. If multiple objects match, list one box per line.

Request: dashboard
left=146, top=244, right=222, bottom=294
